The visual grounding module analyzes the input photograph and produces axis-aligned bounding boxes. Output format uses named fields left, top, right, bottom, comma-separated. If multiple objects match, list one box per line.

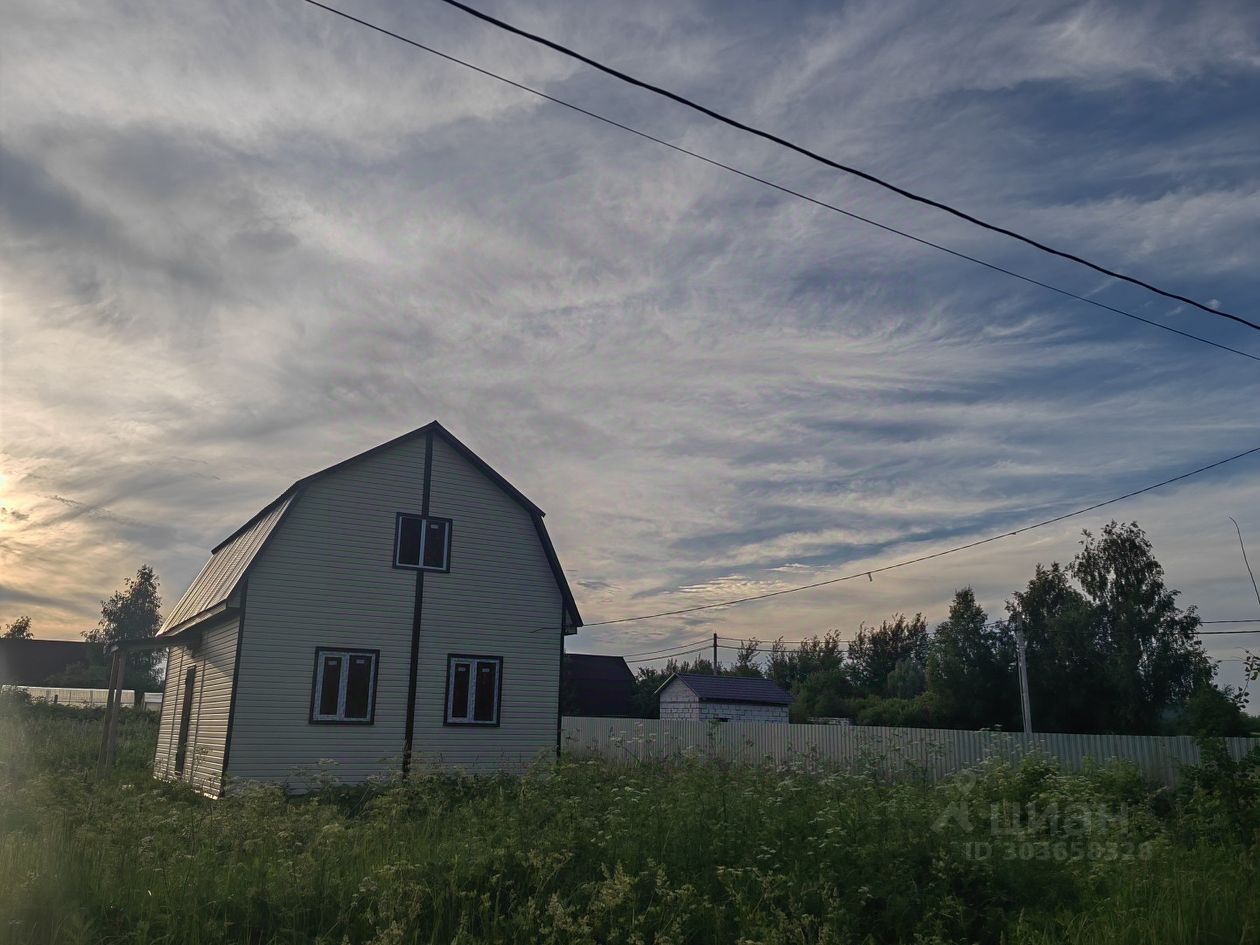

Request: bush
left=1, top=697, right=1256, bottom=944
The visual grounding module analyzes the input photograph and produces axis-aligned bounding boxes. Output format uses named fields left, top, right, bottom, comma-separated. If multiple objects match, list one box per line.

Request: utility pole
left=1014, top=629, right=1033, bottom=734
left=712, top=633, right=718, bottom=675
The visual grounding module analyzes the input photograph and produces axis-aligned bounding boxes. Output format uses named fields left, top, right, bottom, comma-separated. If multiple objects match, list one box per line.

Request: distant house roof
left=656, top=673, right=792, bottom=706
left=0, top=639, right=99, bottom=686
left=159, top=421, right=582, bottom=637
left=564, top=654, right=635, bottom=717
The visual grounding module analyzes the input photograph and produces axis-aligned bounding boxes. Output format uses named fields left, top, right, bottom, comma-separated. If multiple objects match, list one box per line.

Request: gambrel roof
left=159, top=421, right=582, bottom=636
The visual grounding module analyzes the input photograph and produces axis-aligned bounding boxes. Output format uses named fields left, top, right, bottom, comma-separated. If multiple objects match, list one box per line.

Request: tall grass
left=0, top=694, right=1255, bottom=944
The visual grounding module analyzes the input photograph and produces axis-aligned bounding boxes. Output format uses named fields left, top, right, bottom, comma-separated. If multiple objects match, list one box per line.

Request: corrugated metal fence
left=561, top=716, right=1260, bottom=787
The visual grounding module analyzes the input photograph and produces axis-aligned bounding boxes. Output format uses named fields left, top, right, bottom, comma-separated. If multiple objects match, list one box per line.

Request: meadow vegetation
left=1, top=693, right=1256, bottom=945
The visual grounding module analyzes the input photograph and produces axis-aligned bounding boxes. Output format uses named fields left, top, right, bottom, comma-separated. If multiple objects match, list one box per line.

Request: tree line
left=631, top=522, right=1257, bottom=736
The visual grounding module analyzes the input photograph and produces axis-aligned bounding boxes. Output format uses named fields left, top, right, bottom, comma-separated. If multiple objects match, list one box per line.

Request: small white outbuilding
left=656, top=673, right=792, bottom=723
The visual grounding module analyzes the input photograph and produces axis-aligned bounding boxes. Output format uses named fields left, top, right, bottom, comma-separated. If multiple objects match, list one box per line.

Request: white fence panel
left=560, top=717, right=1260, bottom=787
left=2, top=685, right=159, bottom=710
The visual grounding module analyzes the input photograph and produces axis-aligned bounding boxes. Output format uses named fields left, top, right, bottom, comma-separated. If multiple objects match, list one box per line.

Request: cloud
left=1, top=0, right=1258, bottom=695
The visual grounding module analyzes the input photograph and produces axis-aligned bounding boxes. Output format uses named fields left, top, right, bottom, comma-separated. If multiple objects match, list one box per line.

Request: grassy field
left=0, top=694, right=1256, bottom=945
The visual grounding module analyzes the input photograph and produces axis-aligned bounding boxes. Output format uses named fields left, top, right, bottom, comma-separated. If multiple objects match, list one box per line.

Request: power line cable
left=622, top=625, right=1257, bottom=662
left=299, top=1, right=1259, bottom=364
left=431, top=0, right=1258, bottom=333
left=577, top=445, right=1260, bottom=628
left=1201, top=618, right=1260, bottom=625
left=1227, top=517, right=1260, bottom=609
left=617, top=636, right=714, bottom=660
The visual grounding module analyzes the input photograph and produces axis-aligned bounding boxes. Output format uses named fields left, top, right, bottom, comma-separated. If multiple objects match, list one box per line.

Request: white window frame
left=311, top=648, right=378, bottom=724
left=445, top=655, right=502, bottom=726
left=394, top=514, right=452, bottom=572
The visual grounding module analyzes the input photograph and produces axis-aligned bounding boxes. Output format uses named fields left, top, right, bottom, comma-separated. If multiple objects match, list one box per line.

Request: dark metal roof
left=0, top=639, right=100, bottom=686
left=165, top=421, right=582, bottom=635
left=159, top=495, right=292, bottom=636
left=565, top=653, right=634, bottom=684
left=658, top=673, right=793, bottom=705
left=564, top=654, right=636, bottom=717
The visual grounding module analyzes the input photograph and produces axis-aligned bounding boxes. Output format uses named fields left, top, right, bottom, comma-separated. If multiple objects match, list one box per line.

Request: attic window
left=445, top=655, right=501, bottom=725
left=310, top=648, right=378, bottom=724
left=394, top=514, right=451, bottom=571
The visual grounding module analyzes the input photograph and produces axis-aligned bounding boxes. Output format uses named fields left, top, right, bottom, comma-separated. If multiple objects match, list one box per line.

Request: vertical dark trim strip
left=219, top=577, right=248, bottom=795
left=402, top=428, right=435, bottom=775
left=556, top=602, right=565, bottom=759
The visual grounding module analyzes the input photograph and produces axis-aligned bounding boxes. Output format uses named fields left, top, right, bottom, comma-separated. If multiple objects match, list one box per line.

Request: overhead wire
left=299, top=1, right=1260, bottom=364
left=431, top=0, right=1259, bottom=333
left=298, top=2, right=1260, bottom=648
left=575, top=445, right=1260, bottom=628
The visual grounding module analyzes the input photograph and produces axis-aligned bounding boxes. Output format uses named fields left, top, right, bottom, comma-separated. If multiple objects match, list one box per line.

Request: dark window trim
left=308, top=647, right=380, bottom=725
left=443, top=654, right=503, bottom=727
left=392, top=512, right=453, bottom=573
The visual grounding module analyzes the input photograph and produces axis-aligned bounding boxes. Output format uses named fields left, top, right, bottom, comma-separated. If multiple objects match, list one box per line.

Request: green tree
left=926, top=588, right=1017, bottom=729
left=886, top=657, right=927, bottom=699
left=730, top=638, right=764, bottom=677
left=847, top=614, right=929, bottom=695
left=766, top=630, right=846, bottom=692
left=791, top=667, right=857, bottom=722
left=1005, top=562, right=1100, bottom=732
left=83, top=565, right=164, bottom=690
left=3, top=615, right=33, bottom=639
left=1008, top=523, right=1214, bottom=734
left=1174, top=685, right=1256, bottom=737
left=1071, top=521, right=1211, bottom=732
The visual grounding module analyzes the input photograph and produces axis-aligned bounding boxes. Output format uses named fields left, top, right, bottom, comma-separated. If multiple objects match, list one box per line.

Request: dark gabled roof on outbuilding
left=564, top=653, right=636, bottom=717
left=0, top=639, right=100, bottom=686
left=160, top=421, right=582, bottom=636
left=565, top=653, right=634, bottom=684
left=655, top=673, right=793, bottom=705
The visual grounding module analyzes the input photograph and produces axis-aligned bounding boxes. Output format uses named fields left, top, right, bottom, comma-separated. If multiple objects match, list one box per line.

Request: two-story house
left=152, top=421, right=581, bottom=795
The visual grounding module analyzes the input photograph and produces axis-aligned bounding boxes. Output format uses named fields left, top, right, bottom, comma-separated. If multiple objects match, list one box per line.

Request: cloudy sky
left=2, top=0, right=1258, bottom=690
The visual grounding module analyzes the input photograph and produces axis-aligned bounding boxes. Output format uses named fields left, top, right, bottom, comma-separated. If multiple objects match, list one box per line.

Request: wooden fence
left=561, top=716, right=1260, bottom=787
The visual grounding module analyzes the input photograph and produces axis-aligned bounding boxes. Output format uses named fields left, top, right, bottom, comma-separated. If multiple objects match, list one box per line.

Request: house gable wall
left=408, top=434, right=563, bottom=773
left=225, top=435, right=428, bottom=787
left=658, top=678, right=699, bottom=720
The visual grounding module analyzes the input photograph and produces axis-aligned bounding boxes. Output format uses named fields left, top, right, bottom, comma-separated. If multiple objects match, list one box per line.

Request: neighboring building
left=0, top=639, right=100, bottom=686
left=152, top=422, right=582, bottom=796
left=656, top=674, right=792, bottom=723
left=563, top=653, right=635, bottom=717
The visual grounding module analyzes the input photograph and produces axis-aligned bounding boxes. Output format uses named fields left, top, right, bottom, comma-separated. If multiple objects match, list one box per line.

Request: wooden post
left=97, top=649, right=122, bottom=776
left=103, top=650, right=126, bottom=772
left=712, top=633, right=718, bottom=675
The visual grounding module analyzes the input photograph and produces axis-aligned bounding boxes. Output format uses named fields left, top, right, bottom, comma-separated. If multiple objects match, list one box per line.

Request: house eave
left=156, top=602, right=241, bottom=638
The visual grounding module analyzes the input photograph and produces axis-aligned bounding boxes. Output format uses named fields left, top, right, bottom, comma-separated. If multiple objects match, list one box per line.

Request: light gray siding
left=154, top=646, right=185, bottom=779
left=153, top=616, right=240, bottom=796
left=225, top=436, right=427, bottom=788
left=409, top=435, right=564, bottom=774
